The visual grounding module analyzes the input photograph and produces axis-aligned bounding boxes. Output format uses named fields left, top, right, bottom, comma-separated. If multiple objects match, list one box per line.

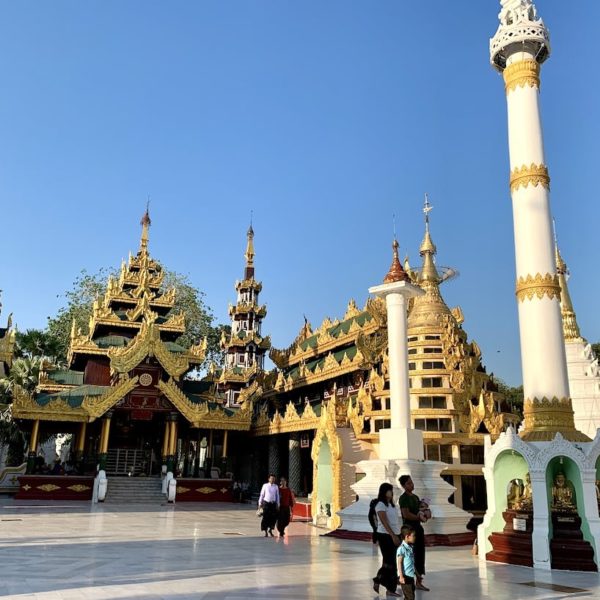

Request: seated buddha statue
left=507, top=478, right=524, bottom=509
left=519, top=473, right=533, bottom=510
left=551, top=471, right=576, bottom=513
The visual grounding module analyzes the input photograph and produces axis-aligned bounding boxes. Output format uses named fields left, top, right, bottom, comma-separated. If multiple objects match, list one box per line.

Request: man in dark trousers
left=398, top=475, right=430, bottom=591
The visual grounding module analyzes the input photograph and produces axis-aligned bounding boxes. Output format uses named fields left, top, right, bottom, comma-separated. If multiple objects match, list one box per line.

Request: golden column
left=74, top=421, right=87, bottom=473
left=161, top=419, right=171, bottom=465
left=222, top=431, right=229, bottom=458
left=165, top=414, right=178, bottom=473
left=98, top=411, right=113, bottom=471
left=26, top=420, right=40, bottom=474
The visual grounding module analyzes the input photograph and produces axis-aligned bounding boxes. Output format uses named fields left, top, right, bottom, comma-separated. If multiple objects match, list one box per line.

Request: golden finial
left=140, top=200, right=151, bottom=254
left=383, top=238, right=409, bottom=284
left=553, top=222, right=582, bottom=340
left=420, top=193, right=437, bottom=255
left=245, top=214, right=255, bottom=268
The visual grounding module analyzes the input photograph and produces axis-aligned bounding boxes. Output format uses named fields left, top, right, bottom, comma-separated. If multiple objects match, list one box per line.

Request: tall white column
left=490, top=0, right=587, bottom=442
left=385, top=292, right=411, bottom=429
left=369, top=240, right=425, bottom=459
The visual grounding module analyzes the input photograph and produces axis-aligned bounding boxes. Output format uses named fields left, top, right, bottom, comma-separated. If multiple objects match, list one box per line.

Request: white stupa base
left=338, top=458, right=472, bottom=537
left=379, top=428, right=425, bottom=461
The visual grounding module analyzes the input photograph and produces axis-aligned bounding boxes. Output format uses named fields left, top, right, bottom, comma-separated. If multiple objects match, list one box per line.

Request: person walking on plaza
left=258, top=474, right=280, bottom=537
left=372, top=483, right=402, bottom=597
left=276, top=477, right=295, bottom=537
left=399, top=475, right=430, bottom=591
left=397, top=525, right=419, bottom=600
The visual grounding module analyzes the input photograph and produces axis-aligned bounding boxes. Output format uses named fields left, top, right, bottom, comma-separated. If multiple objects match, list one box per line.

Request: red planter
left=16, top=476, right=94, bottom=501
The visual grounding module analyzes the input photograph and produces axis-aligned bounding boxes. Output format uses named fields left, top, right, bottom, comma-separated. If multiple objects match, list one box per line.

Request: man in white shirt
left=259, top=474, right=280, bottom=537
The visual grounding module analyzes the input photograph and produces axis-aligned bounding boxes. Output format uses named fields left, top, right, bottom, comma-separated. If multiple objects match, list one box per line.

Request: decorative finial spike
left=383, top=236, right=408, bottom=284
left=139, top=200, right=151, bottom=253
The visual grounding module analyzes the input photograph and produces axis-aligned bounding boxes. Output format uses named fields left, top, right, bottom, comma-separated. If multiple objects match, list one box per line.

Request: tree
left=46, top=267, right=224, bottom=365
left=592, top=342, right=600, bottom=358
left=0, top=356, right=42, bottom=400
left=15, top=329, right=63, bottom=364
left=496, top=378, right=524, bottom=415
left=0, top=358, right=42, bottom=467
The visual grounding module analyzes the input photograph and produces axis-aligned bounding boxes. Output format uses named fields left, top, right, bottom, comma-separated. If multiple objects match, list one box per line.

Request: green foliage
left=496, top=378, right=524, bottom=415
left=15, top=329, right=63, bottom=363
left=592, top=342, right=600, bottom=358
left=0, top=407, right=26, bottom=466
left=0, top=356, right=42, bottom=400
left=47, top=268, right=113, bottom=361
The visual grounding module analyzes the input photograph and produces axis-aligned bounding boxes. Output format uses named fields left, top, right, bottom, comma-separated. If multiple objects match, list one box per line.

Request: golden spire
left=139, top=202, right=151, bottom=255
left=554, top=229, right=582, bottom=341
left=245, top=223, right=255, bottom=268
left=383, top=239, right=408, bottom=283
left=419, top=194, right=440, bottom=283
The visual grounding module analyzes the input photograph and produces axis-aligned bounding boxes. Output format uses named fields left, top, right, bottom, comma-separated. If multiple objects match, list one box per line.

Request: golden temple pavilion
left=11, top=210, right=254, bottom=487
left=7, top=206, right=518, bottom=517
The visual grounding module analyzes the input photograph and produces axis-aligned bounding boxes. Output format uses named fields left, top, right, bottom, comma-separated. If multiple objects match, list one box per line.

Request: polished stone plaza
left=0, top=499, right=599, bottom=599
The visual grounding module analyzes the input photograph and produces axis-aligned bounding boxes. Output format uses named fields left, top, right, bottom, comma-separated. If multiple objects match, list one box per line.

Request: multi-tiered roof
left=216, top=225, right=270, bottom=406
left=12, top=211, right=253, bottom=430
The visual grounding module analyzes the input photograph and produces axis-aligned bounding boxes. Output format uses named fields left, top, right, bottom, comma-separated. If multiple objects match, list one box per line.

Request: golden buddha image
left=551, top=471, right=577, bottom=513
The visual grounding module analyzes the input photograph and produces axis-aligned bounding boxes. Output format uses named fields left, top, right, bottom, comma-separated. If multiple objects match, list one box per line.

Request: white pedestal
left=338, top=458, right=471, bottom=535
left=379, top=428, right=425, bottom=461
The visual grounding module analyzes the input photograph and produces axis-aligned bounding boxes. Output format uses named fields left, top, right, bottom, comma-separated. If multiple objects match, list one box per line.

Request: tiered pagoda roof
left=12, top=210, right=253, bottom=430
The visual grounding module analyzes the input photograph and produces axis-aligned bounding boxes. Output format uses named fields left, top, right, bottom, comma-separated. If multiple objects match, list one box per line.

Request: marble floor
left=0, top=499, right=599, bottom=599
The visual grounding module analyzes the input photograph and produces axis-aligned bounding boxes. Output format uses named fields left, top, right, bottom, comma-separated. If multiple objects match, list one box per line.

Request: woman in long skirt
left=276, top=477, right=295, bottom=537
left=372, top=482, right=402, bottom=597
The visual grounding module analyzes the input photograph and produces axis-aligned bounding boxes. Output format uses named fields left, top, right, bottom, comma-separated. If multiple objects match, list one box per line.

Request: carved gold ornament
left=67, top=484, right=90, bottom=492
left=197, top=487, right=216, bottom=494
left=509, top=163, right=550, bottom=193
left=139, top=373, right=153, bottom=387
left=157, top=379, right=252, bottom=430
left=521, top=396, right=591, bottom=442
left=253, top=400, right=319, bottom=436
left=515, top=273, right=561, bottom=302
left=107, top=319, right=206, bottom=379
left=503, top=59, right=540, bottom=94
left=38, top=484, right=60, bottom=492
left=177, top=486, right=190, bottom=493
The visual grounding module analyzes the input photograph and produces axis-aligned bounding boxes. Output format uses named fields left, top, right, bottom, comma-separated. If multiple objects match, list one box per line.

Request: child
left=397, top=526, right=420, bottom=600
left=417, top=497, right=432, bottom=522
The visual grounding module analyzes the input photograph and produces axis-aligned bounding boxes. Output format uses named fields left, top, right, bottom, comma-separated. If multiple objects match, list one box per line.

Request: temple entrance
left=106, top=410, right=165, bottom=476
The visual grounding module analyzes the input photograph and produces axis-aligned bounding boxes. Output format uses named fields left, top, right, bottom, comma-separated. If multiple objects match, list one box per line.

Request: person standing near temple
left=276, top=477, right=295, bottom=537
left=399, top=475, right=430, bottom=592
left=258, top=473, right=280, bottom=537
left=372, top=483, right=402, bottom=597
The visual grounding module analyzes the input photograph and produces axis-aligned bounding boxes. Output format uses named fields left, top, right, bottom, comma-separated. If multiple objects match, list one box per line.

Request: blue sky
left=0, top=1, right=598, bottom=386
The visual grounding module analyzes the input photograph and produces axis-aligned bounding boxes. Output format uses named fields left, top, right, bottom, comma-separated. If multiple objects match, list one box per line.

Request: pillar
left=26, top=420, right=40, bottom=474
left=490, top=0, right=587, bottom=443
left=288, top=433, right=301, bottom=495
left=222, top=430, right=229, bottom=458
left=385, top=292, right=411, bottom=429
left=97, top=411, right=113, bottom=471
left=369, top=240, right=425, bottom=460
left=166, top=414, right=178, bottom=473
left=74, top=421, right=87, bottom=473
left=161, top=419, right=170, bottom=465
left=268, top=436, right=280, bottom=478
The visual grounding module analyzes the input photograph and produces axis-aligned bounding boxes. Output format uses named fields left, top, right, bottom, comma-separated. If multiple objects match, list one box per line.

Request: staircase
left=105, top=477, right=165, bottom=504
